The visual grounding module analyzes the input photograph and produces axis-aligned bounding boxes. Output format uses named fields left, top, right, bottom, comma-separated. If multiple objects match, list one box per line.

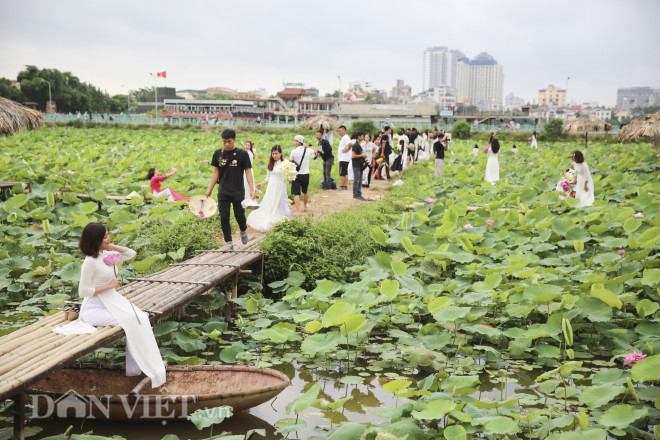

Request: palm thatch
left=562, top=115, right=612, bottom=149
left=0, top=97, right=44, bottom=136
left=298, top=114, right=341, bottom=131
left=617, top=110, right=660, bottom=148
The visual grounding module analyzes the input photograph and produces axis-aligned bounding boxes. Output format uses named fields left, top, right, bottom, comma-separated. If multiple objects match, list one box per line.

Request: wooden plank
left=126, top=278, right=211, bottom=285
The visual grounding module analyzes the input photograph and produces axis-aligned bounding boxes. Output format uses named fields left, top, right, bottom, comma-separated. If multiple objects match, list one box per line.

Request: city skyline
left=1, top=0, right=659, bottom=106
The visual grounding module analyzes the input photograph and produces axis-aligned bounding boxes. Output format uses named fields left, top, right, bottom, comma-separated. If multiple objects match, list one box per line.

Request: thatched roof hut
left=563, top=115, right=612, bottom=148
left=0, top=97, right=45, bottom=136
left=617, top=110, right=660, bottom=148
left=298, top=114, right=342, bottom=131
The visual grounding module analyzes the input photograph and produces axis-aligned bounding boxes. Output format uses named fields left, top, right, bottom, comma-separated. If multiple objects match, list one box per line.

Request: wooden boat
left=26, top=364, right=290, bottom=420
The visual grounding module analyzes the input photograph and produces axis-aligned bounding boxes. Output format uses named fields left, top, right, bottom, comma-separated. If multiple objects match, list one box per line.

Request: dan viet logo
left=29, top=387, right=198, bottom=419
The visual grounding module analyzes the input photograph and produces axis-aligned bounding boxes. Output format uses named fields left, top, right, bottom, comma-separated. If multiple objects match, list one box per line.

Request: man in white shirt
left=290, top=134, right=314, bottom=214
left=337, top=125, right=351, bottom=190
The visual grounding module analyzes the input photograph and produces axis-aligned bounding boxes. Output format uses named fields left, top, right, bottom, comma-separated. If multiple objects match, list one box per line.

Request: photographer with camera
left=432, top=130, right=449, bottom=178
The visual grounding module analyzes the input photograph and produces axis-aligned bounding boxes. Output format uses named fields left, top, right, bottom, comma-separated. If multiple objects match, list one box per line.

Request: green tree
left=325, top=90, right=341, bottom=98
left=641, top=105, right=660, bottom=114
left=107, top=94, right=129, bottom=113
left=364, top=92, right=373, bottom=102
left=544, top=118, right=564, bottom=140
left=16, top=66, right=110, bottom=113
left=349, top=120, right=378, bottom=136
left=451, top=120, right=471, bottom=139
left=0, top=78, right=25, bottom=102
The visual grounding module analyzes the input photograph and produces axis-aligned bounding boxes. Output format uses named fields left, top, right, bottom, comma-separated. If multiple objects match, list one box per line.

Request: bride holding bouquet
left=246, top=145, right=294, bottom=232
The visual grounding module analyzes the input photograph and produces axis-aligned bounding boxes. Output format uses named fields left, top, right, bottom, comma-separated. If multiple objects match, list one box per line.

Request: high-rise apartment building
left=616, top=87, right=660, bottom=110
left=422, top=47, right=465, bottom=91
left=454, top=52, right=503, bottom=111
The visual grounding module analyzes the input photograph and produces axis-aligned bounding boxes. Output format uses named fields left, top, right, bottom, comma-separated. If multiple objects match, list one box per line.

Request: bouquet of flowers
left=280, top=160, right=298, bottom=181
left=557, top=168, right=577, bottom=199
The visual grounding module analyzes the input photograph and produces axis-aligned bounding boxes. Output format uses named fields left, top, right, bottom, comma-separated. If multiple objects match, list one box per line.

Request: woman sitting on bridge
left=146, top=167, right=189, bottom=202
left=77, top=223, right=166, bottom=387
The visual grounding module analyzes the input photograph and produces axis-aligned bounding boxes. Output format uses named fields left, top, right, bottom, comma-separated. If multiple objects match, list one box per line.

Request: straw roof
left=298, top=114, right=342, bottom=131
left=617, top=110, right=660, bottom=147
left=0, top=97, right=44, bottom=136
left=563, top=115, right=612, bottom=133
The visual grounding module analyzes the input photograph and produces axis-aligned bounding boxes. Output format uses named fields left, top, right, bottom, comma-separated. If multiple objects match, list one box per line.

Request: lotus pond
left=1, top=127, right=660, bottom=439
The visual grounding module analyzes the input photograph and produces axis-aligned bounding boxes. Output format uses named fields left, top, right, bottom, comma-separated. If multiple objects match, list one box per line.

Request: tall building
left=391, top=80, right=412, bottom=103
left=616, top=87, right=660, bottom=110
left=422, top=47, right=465, bottom=91
left=538, top=85, right=566, bottom=107
left=454, top=52, right=503, bottom=111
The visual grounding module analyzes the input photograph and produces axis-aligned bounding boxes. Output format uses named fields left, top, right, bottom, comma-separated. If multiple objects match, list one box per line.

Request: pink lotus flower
left=624, top=351, right=646, bottom=365
left=611, top=154, right=617, bottom=158
left=514, top=156, right=519, bottom=159
left=617, top=249, right=625, bottom=255
left=103, top=253, right=141, bottom=324
left=171, top=167, right=177, bottom=173
left=121, top=174, right=127, bottom=178
left=528, top=137, right=532, bottom=141
left=463, top=224, right=474, bottom=230
left=203, top=159, right=210, bottom=164
left=114, top=160, right=118, bottom=164
left=141, top=184, right=148, bottom=189
left=258, top=156, right=262, bottom=160
left=601, top=155, right=607, bottom=159
left=58, top=172, right=62, bottom=176
left=426, top=198, right=434, bottom=203
left=102, top=253, right=122, bottom=265
left=142, top=210, right=148, bottom=215
left=37, top=153, right=42, bottom=157
left=64, top=184, right=71, bottom=189
left=528, top=162, right=534, bottom=166
left=44, top=162, right=48, bottom=165
left=42, top=171, right=46, bottom=175
left=450, top=160, right=455, bottom=163
left=67, top=170, right=74, bottom=175
left=483, top=146, right=490, bottom=152
left=656, top=154, right=660, bottom=157
left=486, top=219, right=494, bottom=226
left=111, top=229, right=121, bottom=234
left=561, top=180, right=571, bottom=192
left=638, top=162, right=642, bottom=166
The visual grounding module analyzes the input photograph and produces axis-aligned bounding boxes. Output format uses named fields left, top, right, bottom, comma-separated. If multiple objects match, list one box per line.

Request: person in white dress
left=485, top=138, right=500, bottom=184
left=572, top=150, right=594, bottom=207
left=246, top=145, right=292, bottom=231
left=77, top=223, right=166, bottom=387
left=417, top=130, right=430, bottom=161
left=362, top=133, right=377, bottom=187
left=242, top=141, right=259, bottom=208
left=530, top=131, right=538, bottom=150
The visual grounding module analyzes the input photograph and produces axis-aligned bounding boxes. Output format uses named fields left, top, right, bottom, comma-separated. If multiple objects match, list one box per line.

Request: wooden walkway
left=0, top=237, right=264, bottom=437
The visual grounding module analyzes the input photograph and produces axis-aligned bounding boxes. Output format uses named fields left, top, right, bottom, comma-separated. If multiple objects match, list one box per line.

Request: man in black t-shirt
left=351, top=131, right=366, bottom=200
left=315, top=129, right=334, bottom=190
left=432, top=132, right=448, bottom=178
left=204, top=129, right=255, bottom=251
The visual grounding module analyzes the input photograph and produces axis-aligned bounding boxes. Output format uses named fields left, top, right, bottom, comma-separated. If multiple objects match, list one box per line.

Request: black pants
left=218, top=192, right=246, bottom=243
left=379, top=161, right=390, bottom=179
left=322, top=157, right=334, bottom=189
left=366, top=163, right=372, bottom=186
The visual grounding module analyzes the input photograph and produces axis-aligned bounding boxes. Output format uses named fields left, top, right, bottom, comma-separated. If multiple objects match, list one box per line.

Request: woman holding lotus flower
left=77, top=222, right=166, bottom=387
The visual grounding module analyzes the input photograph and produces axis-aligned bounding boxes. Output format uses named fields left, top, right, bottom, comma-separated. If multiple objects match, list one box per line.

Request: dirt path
left=229, top=177, right=394, bottom=245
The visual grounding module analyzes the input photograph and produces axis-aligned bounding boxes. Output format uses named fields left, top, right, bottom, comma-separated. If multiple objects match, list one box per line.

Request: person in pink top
left=145, top=167, right=189, bottom=202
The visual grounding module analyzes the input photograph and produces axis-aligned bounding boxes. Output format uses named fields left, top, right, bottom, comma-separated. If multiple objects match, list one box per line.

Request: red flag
left=156, top=71, right=167, bottom=78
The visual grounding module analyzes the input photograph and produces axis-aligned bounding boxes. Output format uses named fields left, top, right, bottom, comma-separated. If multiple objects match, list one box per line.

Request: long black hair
left=146, top=167, right=156, bottom=180
left=491, top=138, right=500, bottom=154
left=79, top=222, right=106, bottom=258
left=268, top=145, right=283, bottom=171
left=573, top=150, right=585, bottom=163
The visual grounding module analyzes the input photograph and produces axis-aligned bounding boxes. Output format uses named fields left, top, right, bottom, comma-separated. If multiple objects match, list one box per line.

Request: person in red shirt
left=146, top=167, right=189, bottom=202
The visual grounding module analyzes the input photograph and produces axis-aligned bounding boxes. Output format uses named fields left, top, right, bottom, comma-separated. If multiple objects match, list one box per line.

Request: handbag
left=361, top=158, right=368, bottom=171
left=293, top=148, right=308, bottom=172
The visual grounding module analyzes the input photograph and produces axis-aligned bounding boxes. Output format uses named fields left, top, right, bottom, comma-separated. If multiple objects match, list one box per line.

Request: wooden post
left=13, top=392, right=25, bottom=440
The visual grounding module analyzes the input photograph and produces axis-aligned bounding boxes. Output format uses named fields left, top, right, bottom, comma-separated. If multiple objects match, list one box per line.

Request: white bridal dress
left=573, top=161, right=594, bottom=207
left=53, top=248, right=166, bottom=388
left=246, top=161, right=292, bottom=232
left=242, top=149, right=259, bottom=208
left=484, top=148, right=500, bottom=184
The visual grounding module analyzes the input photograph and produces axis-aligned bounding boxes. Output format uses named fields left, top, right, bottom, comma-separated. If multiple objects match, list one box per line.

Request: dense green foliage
left=349, top=120, right=378, bottom=135
left=1, top=66, right=128, bottom=113
left=260, top=195, right=406, bottom=291
left=451, top=120, right=471, bottom=139
left=544, top=118, right=565, bottom=140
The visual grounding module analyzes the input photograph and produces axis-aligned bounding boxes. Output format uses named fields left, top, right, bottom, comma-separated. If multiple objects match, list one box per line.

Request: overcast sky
left=1, top=0, right=658, bottom=106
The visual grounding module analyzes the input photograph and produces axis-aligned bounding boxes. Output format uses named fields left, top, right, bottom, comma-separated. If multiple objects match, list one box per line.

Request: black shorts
left=291, top=174, right=310, bottom=195
left=339, top=161, right=349, bottom=176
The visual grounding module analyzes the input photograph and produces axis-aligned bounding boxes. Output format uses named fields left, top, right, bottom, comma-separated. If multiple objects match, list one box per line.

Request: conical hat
left=189, top=195, right=217, bottom=218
